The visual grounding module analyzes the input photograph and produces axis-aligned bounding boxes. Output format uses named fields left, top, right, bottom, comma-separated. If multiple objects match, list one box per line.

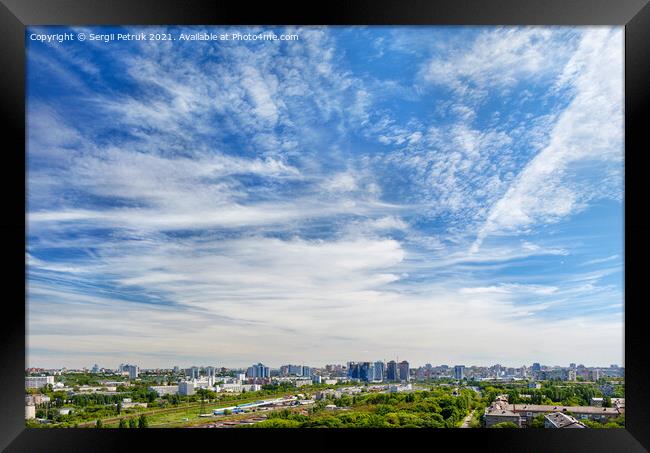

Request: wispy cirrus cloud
left=26, top=26, right=624, bottom=368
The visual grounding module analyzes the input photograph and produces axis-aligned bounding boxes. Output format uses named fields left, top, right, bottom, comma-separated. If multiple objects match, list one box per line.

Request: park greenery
left=245, top=387, right=480, bottom=428
left=25, top=372, right=624, bottom=429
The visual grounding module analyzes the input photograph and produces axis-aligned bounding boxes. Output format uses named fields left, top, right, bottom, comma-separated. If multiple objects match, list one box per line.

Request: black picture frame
left=1, top=0, right=648, bottom=451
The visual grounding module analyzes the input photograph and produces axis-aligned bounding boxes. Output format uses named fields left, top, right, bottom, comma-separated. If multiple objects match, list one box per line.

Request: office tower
left=386, top=361, right=399, bottom=381
left=374, top=361, right=385, bottom=382
left=359, top=362, right=375, bottom=382
left=399, top=361, right=410, bottom=382
left=246, top=363, right=270, bottom=378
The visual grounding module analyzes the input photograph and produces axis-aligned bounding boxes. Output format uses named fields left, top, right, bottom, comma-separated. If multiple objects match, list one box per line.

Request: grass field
left=100, top=391, right=296, bottom=428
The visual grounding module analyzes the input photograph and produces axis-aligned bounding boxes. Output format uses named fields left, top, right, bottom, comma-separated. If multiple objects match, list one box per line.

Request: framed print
left=1, top=0, right=649, bottom=451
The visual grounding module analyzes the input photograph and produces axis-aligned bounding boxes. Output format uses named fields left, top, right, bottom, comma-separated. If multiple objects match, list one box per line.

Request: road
left=459, top=410, right=476, bottom=428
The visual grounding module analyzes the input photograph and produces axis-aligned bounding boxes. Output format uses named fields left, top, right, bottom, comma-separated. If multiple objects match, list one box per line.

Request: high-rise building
left=205, top=366, right=216, bottom=386
left=399, top=361, right=410, bottom=382
left=187, top=366, right=200, bottom=380
left=386, top=361, right=399, bottom=381
left=359, top=362, right=375, bottom=382
left=532, top=363, right=541, bottom=373
left=246, top=363, right=270, bottom=379
left=282, top=364, right=311, bottom=377
left=454, top=365, right=465, bottom=380
left=127, top=364, right=139, bottom=380
left=374, top=361, right=385, bottom=382
left=348, top=362, right=360, bottom=380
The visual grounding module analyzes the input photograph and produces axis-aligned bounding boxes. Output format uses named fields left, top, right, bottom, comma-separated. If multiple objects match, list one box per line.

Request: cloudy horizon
left=26, top=26, right=624, bottom=370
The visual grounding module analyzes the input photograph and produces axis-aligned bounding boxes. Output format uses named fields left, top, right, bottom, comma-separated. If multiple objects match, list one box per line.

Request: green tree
left=491, top=422, right=519, bottom=428
left=603, top=396, right=612, bottom=408
left=138, top=414, right=148, bottom=428
left=129, top=418, right=137, bottom=428
left=118, top=418, right=127, bottom=428
left=95, top=419, right=103, bottom=429
left=530, top=414, right=546, bottom=428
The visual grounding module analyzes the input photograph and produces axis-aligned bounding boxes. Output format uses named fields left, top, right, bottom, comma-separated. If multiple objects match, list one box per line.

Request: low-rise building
left=485, top=395, right=623, bottom=427
left=122, top=401, right=148, bottom=409
left=25, top=405, right=35, bottom=420
left=149, top=385, right=179, bottom=396
left=590, top=397, right=625, bottom=409
left=178, top=381, right=195, bottom=396
left=25, top=376, right=55, bottom=389
left=219, top=383, right=243, bottom=393
left=389, top=384, right=412, bottom=393
left=544, top=412, right=586, bottom=428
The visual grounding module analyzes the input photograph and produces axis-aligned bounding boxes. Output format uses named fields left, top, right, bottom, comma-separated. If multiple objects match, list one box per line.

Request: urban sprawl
left=25, top=361, right=625, bottom=429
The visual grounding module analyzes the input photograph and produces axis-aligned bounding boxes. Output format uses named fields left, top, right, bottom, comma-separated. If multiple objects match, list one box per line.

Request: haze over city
left=26, top=25, right=623, bottom=370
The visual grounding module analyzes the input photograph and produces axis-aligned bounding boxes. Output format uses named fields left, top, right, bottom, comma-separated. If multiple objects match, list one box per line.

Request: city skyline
left=27, top=359, right=624, bottom=371
left=27, top=25, right=624, bottom=369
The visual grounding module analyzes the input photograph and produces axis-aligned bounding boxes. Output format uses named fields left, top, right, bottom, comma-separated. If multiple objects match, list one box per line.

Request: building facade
left=25, top=376, right=55, bottom=389
left=386, top=361, right=399, bottom=381
left=399, top=361, right=410, bottom=382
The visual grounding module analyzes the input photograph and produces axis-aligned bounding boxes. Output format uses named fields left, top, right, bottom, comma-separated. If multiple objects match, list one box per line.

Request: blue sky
left=26, top=26, right=624, bottom=369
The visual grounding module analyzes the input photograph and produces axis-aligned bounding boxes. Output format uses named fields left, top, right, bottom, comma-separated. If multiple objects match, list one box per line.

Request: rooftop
left=545, top=412, right=587, bottom=428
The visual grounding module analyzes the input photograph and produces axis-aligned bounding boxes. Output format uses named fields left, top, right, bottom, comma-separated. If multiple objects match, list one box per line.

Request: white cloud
left=422, top=27, right=577, bottom=94
left=472, top=28, right=623, bottom=251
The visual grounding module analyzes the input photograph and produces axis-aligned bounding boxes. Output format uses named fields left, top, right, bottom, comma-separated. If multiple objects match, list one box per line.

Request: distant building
left=25, top=376, right=54, bottom=389
left=219, top=383, right=243, bottom=393
left=374, top=361, right=385, bottom=382
left=360, top=362, right=375, bottom=382
left=282, top=364, right=305, bottom=376
left=544, top=412, right=586, bottom=428
left=590, top=397, right=625, bottom=409
left=246, top=363, right=270, bottom=379
left=149, top=385, right=179, bottom=396
left=127, top=365, right=139, bottom=380
left=399, top=361, right=410, bottom=382
left=389, top=383, right=412, bottom=393
left=188, top=366, right=200, bottom=380
left=25, top=405, right=35, bottom=420
left=454, top=365, right=465, bottom=380
left=386, top=361, right=399, bottom=381
left=179, top=381, right=195, bottom=396
left=347, top=362, right=360, bottom=380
